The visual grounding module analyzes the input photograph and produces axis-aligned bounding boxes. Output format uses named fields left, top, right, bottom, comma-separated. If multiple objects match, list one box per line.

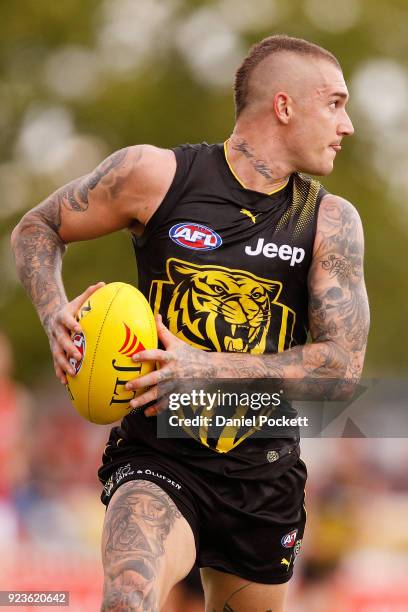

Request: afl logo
left=281, top=529, right=298, bottom=548
left=169, top=223, right=222, bottom=251
left=69, top=331, right=86, bottom=374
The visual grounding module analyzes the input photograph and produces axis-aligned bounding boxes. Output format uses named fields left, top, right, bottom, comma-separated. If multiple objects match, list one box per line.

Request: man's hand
left=125, top=315, right=216, bottom=416
left=47, top=282, right=105, bottom=384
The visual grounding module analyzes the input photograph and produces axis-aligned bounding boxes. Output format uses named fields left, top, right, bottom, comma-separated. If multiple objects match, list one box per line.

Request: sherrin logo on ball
left=169, top=222, right=222, bottom=251
left=66, top=282, right=157, bottom=424
left=69, top=332, right=86, bottom=374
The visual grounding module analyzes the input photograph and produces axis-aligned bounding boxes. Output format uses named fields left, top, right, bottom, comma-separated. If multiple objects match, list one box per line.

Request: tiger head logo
left=164, top=260, right=282, bottom=353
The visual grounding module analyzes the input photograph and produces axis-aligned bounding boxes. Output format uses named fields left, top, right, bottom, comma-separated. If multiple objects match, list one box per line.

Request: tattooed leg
left=201, top=567, right=288, bottom=612
left=101, top=480, right=196, bottom=612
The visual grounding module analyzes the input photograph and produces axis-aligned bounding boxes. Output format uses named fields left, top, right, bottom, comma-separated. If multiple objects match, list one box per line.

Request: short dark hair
left=234, top=34, right=341, bottom=118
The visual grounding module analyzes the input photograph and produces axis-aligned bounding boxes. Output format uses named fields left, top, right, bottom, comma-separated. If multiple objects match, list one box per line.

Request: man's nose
left=339, top=110, right=354, bottom=136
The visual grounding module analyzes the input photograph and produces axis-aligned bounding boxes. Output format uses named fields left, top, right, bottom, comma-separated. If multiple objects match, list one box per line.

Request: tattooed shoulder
left=315, top=194, right=364, bottom=252
left=314, top=195, right=364, bottom=281
left=60, top=147, right=132, bottom=215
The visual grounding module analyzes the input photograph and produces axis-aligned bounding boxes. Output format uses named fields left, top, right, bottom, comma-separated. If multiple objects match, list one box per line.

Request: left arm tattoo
left=211, top=196, right=370, bottom=399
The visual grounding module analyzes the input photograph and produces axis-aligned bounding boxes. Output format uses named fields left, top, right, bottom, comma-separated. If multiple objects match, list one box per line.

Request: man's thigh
left=101, top=479, right=196, bottom=611
left=200, top=567, right=288, bottom=612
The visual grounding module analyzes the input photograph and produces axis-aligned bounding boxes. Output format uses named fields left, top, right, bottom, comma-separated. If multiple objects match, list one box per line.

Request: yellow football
left=66, top=282, right=157, bottom=424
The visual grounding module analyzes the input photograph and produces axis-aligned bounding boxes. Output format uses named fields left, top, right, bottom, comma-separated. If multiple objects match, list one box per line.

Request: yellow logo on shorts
left=281, top=557, right=292, bottom=571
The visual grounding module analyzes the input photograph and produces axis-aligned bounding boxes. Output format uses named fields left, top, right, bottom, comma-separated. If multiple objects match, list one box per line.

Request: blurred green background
left=1, top=0, right=408, bottom=384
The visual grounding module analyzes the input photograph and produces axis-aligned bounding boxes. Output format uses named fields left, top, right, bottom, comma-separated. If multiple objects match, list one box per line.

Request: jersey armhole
left=310, top=185, right=329, bottom=256
left=134, top=146, right=190, bottom=246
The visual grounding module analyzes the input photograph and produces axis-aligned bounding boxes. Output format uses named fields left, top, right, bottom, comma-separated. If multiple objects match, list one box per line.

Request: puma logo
left=240, top=208, right=260, bottom=223
left=281, top=557, right=292, bottom=571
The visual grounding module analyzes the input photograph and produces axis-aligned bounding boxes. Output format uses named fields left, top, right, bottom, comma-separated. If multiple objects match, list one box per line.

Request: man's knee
left=102, top=560, right=159, bottom=611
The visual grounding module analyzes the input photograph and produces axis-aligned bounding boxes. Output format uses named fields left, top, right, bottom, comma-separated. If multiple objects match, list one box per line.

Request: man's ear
left=273, top=92, right=293, bottom=125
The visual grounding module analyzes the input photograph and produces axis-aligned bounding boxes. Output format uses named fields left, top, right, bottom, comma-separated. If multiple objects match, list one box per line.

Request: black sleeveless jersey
left=120, top=142, right=327, bottom=477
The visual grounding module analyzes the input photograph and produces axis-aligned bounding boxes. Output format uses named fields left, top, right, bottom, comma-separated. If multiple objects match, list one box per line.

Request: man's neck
left=226, top=130, right=293, bottom=194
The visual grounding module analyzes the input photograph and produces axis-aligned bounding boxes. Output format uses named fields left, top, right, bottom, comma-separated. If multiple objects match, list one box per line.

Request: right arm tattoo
left=11, top=193, right=67, bottom=335
left=11, top=148, right=129, bottom=335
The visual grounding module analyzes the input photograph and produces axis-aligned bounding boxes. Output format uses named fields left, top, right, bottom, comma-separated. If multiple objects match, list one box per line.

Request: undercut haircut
left=234, top=34, right=341, bottom=118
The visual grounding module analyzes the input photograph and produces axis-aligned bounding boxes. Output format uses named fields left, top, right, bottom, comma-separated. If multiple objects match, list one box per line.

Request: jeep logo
left=245, top=238, right=305, bottom=266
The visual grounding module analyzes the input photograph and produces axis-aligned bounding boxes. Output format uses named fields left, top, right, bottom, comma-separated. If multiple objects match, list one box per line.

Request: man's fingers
left=130, top=386, right=158, bottom=410
left=132, top=349, right=173, bottom=364
left=60, top=310, right=82, bottom=334
left=54, top=363, right=67, bottom=385
left=48, top=283, right=104, bottom=386
left=55, top=329, right=82, bottom=361
left=54, top=347, right=75, bottom=377
left=79, top=281, right=105, bottom=302
left=126, top=366, right=170, bottom=392
left=155, top=314, right=179, bottom=349
left=145, top=396, right=168, bottom=417
left=72, top=281, right=105, bottom=310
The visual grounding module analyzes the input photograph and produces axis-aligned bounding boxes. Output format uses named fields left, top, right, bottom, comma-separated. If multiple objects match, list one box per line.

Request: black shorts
left=98, top=427, right=307, bottom=584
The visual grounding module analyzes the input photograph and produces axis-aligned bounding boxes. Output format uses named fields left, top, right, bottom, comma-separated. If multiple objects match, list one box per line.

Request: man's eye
left=329, top=101, right=338, bottom=109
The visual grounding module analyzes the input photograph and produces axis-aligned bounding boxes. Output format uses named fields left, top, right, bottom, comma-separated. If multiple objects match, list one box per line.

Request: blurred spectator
left=0, top=331, right=32, bottom=543
left=289, top=439, right=408, bottom=611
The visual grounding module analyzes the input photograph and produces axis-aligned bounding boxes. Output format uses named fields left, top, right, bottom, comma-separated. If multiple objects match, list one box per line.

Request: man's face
left=286, top=58, right=354, bottom=176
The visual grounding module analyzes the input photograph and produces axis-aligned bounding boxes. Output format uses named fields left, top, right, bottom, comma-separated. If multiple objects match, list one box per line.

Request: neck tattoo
left=231, top=138, right=274, bottom=181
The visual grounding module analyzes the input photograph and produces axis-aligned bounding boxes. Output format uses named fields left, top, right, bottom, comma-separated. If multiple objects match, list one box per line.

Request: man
left=11, top=35, right=369, bottom=611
